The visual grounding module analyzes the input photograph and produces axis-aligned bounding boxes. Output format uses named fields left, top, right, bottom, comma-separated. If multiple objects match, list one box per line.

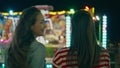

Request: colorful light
left=66, top=15, right=71, bottom=47
left=70, top=9, right=75, bottom=14
left=46, top=64, right=52, bottom=68
left=84, top=6, right=89, bottom=11
left=102, top=15, right=107, bottom=49
left=2, top=64, right=5, bottom=68
left=96, top=15, right=100, bottom=21
left=9, top=10, right=13, bottom=15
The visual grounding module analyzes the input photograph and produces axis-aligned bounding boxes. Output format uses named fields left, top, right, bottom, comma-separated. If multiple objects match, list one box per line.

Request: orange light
left=84, top=6, right=89, bottom=11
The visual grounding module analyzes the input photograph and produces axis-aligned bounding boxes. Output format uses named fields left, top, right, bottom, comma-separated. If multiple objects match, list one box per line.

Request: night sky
left=0, top=0, right=120, bottom=42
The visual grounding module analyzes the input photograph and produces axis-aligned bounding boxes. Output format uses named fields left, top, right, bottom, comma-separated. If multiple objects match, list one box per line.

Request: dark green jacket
left=27, top=40, right=46, bottom=68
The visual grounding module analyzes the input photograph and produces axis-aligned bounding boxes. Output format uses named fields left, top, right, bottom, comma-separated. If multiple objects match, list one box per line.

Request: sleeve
left=29, top=46, right=46, bottom=68
left=106, top=52, right=111, bottom=68
left=52, top=48, right=63, bottom=68
left=100, top=50, right=111, bottom=68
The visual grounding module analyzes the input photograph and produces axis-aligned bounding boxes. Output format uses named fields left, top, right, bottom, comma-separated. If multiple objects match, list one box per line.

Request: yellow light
left=19, top=12, right=22, bottom=15
left=1, top=12, right=8, bottom=16
left=49, top=12, right=56, bottom=15
left=58, top=11, right=62, bottom=15
left=13, top=12, right=18, bottom=15
left=91, top=7, right=95, bottom=14
left=67, top=11, right=73, bottom=14
left=62, top=10, right=66, bottom=14
left=57, top=11, right=66, bottom=15
left=1, top=12, right=22, bottom=16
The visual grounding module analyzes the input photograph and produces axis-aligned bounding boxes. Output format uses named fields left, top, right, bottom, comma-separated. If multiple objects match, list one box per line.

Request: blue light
left=2, top=64, right=5, bottom=68
left=70, top=9, right=75, bottom=14
left=66, top=15, right=71, bottom=47
left=9, top=10, right=13, bottom=15
left=102, top=15, right=107, bottom=49
left=46, top=64, right=52, bottom=68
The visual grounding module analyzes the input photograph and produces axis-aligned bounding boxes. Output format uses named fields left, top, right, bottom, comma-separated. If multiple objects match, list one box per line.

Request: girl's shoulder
left=97, top=46, right=109, bottom=56
left=57, top=47, right=69, bottom=52
left=54, top=47, right=69, bottom=56
left=30, top=40, right=46, bottom=52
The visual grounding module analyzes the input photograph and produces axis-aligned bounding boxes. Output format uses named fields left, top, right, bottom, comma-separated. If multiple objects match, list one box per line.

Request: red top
left=53, top=47, right=110, bottom=68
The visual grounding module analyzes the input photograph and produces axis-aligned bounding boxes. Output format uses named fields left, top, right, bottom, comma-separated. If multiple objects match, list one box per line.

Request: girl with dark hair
left=6, top=7, right=46, bottom=68
left=53, top=10, right=110, bottom=68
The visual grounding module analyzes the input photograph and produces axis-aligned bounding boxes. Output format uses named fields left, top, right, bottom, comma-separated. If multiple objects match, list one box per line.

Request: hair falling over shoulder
left=6, top=7, right=41, bottom=68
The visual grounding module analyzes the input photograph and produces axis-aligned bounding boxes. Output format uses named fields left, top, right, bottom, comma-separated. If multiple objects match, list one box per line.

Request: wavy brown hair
left=6, top=7, right=42, bottom=68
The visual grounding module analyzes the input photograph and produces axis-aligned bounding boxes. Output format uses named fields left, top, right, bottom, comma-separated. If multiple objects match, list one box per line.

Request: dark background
left=0, top=0, right=120, bottom=42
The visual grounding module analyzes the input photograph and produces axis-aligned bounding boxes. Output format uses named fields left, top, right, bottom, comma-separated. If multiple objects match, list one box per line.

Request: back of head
left=6, top=7, right=42, bottom=68
left=71, top=10, right=93, bottom=33
left=68, top=10, right=98, bottom=68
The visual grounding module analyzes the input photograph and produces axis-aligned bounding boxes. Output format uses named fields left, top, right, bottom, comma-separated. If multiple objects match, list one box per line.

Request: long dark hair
left=67, top=10, right=101, bottom=68
left=6, top=7, right=41, bottom=68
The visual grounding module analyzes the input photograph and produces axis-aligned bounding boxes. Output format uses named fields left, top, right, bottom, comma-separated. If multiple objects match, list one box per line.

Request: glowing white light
left=9, top=10, right=13, bottom=15
left=102, top=15, right=107, bottom=49
left=70, top=9, right=75, bottom=14
left=2, top=64, right=5, bottom=68
left=96, top=15, right=100, bottom=20
left=103, top=15, right=107, bottom=19
left=66, top=15, right=71, bottom=47
left=46, top=64, right=52, bottom=68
